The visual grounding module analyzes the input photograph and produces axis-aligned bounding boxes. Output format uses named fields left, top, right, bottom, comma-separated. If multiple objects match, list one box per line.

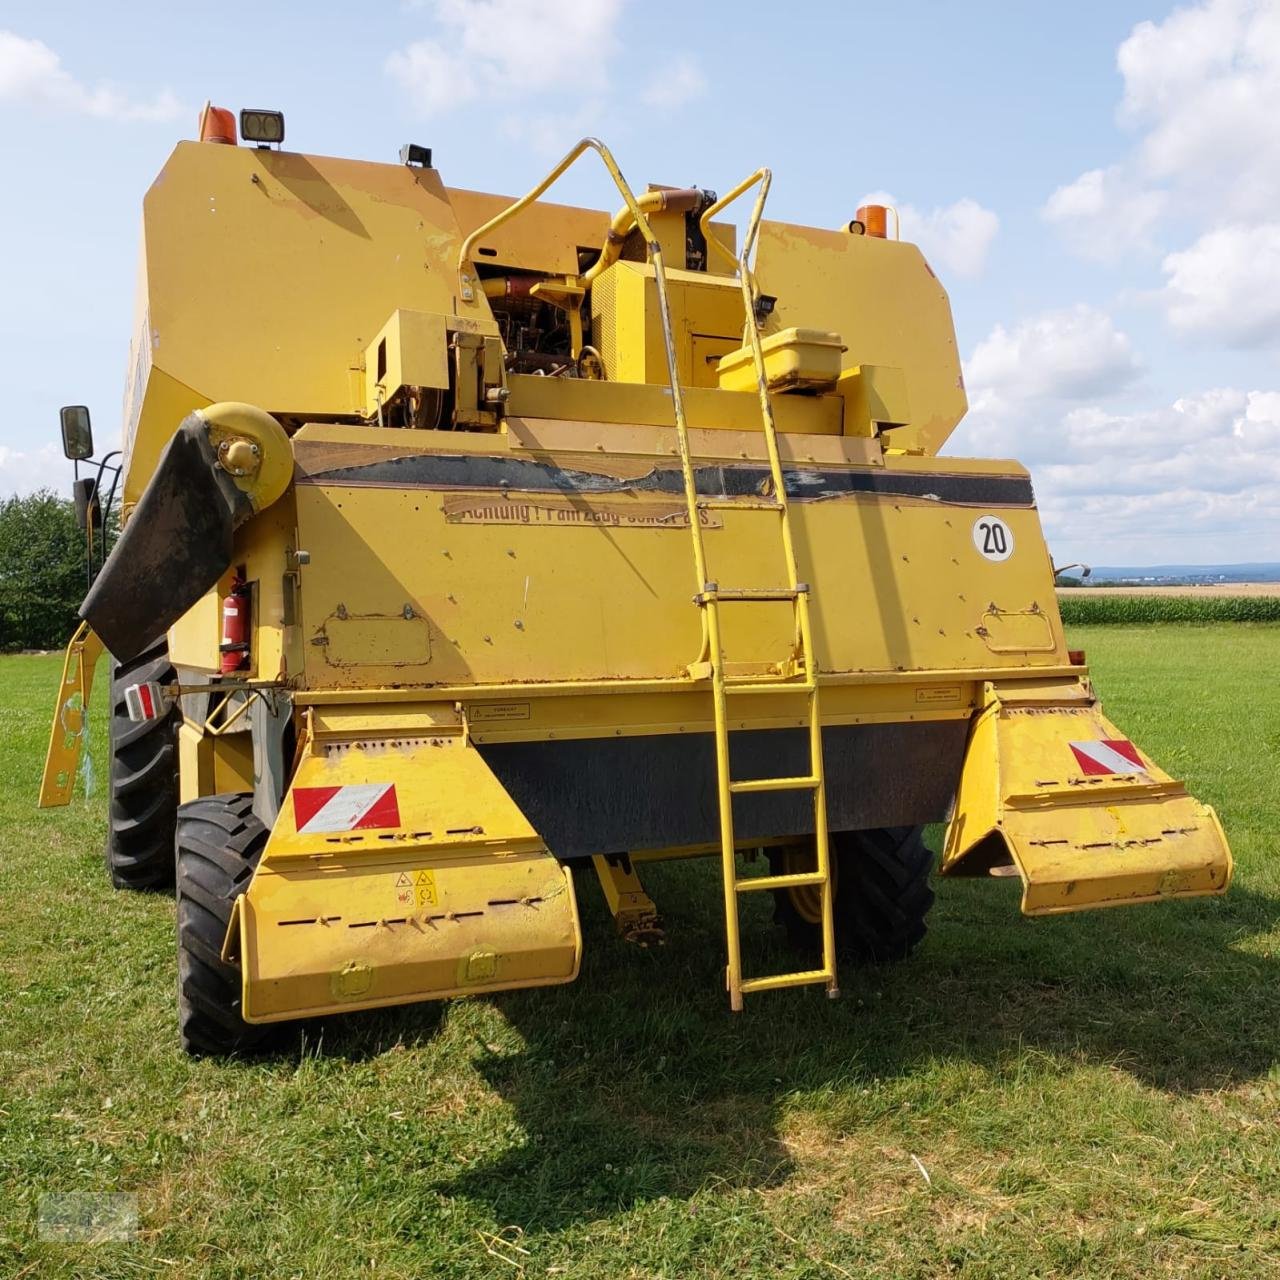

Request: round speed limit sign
left=972, top=514, right=1014, bottom=562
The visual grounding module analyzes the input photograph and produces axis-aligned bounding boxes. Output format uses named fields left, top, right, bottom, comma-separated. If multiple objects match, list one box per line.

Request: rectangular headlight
left=239, top=109, right=284, bottom=146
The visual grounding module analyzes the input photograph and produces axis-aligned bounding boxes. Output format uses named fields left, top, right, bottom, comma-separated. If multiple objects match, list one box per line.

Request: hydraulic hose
left=581, top=187, right=707, bottom=286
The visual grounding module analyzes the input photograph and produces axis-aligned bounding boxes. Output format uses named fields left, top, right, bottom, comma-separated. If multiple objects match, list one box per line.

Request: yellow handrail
left=456, top=138, right=708, bottom=602
left=697, top=167, right=769, bottom=283
left=698, top=165, right=839, bottom=1010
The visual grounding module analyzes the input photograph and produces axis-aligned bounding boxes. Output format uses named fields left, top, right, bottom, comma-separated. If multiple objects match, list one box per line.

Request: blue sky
left=2, top=0, right=1277, bottom=565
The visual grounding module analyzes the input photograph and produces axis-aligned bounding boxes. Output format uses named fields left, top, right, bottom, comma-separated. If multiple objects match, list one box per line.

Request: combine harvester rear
left=41, top=106, right=1231, bottom=1054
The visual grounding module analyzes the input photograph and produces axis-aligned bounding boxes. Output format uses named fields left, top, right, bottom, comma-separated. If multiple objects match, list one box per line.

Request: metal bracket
left=591, top=853, right=664, bottom=946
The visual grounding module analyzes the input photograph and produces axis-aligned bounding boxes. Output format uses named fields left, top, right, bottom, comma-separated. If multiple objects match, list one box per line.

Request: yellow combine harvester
left=41, top=107, right=1231, bottom=1055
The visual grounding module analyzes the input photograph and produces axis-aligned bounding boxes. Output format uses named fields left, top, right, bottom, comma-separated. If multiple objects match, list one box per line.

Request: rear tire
left=176, top=793, right=269, bottom=1057
left=770, top=826, right=934, bottom=964
left=105, top=639, right=180, bottom=891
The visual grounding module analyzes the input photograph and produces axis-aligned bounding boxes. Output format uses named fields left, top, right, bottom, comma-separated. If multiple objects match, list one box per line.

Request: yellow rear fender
left=942, top=677, right=1232, bottom=914
left=229, top=713, right=581, bottom=1023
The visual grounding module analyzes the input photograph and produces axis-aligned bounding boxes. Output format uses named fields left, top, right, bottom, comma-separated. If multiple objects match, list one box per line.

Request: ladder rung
left=723, top=680, right=816, bottom=695
left=699, top=586, right=806, bottom=603
left=740, top=969, right=834, bottom=995
left=696, top=497, right=783, bottom=512
left=735, top=871, right=826, bottom=893
left=728, top=775, right=820, bottom=794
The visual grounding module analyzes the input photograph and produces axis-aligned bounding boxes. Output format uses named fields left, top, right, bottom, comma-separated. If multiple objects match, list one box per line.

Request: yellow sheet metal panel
left=177, top=721, right=214, bottom=803
left=167, top=584, right=223, bottom=673
left=502, top=415, right=875, bottom=463
left=505, top=374, right=845, bottom=435
left=447, top=186, right=610, bottom=276
left=121, top=367, right=211, bottom=508
left=755, top=221, right=966, bottom=455
left=590, top=261, right=745, bottom=386
left=942, top=680, right=1233, bottom=913
left=362, top=310, right=450, bottom=417
left=837, top=365, right=911, bottom=437
left=290, top=428, right=1064, bottom=689
left=236, top=728, right=580, bottom=1021
left=125, top=142, right=491, bottom=500
left=239, top=850, right=580, bottom=1020
left=213, top=731, right=256, bottom=795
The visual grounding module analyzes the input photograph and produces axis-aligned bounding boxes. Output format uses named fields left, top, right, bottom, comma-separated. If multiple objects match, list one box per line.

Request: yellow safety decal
left=916, top=686, right=962, bottom=704
left=393, top=869, right=438, bottom=908
left=470, top=702, right=531, bottom=723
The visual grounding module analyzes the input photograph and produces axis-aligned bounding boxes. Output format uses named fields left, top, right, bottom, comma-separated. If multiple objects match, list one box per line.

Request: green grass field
left=2, top=625, right=1278, bottom=1278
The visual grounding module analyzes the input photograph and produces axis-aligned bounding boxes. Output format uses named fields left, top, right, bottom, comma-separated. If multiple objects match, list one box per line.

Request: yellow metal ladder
left=678, top=170, right=839, bottom=1011
left=455, top=142, right=837, bottom=1011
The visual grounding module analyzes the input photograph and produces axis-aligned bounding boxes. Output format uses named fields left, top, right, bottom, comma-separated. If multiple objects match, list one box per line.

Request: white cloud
left=964, top=306, right=1140, bottom=433
left=950, top=309, right=1280, bottom=562
left=0, top=443, right=65, bottom=498
left=640, top=55, right=707, bottom=110
left=386, top=0, right=623, bottom=117
left=501, top=100, right=607, bottom=160
left=1030, top=389, right=1280, bottom=563
left=858, top=190, right=999, bottom=279
left=1118, top=0, right=1280, bottom=220
left=1160, top=222, right=1280, bottom=346
left=1043, top=0, right=1280, bottom=266
left=1042, top=166, right=1167, bottom=262
left=0, top=30, right=181, bottom=122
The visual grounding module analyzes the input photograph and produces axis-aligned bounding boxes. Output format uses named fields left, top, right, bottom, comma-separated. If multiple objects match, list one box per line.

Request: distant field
left=1059, top=593, right=1280, bottom=625
left=2, top=626, right=1279, bottom=1277
left=1059, top=582, right=1280, bottom=596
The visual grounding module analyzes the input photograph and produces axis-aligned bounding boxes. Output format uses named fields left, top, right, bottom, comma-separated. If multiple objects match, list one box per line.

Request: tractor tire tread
left=176, top=794, right=269, bottom=1057
left=105, top=640, right=180, bottom=892
left=771, top=826, right=934, bottom=966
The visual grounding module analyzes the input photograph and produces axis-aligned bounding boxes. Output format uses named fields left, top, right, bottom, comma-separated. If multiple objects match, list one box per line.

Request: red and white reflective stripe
left=124, top=681, right=169, bottom=722
left=1069, top=739, right=1146, bottom=776
left=293, top=783, right=400, bottom=834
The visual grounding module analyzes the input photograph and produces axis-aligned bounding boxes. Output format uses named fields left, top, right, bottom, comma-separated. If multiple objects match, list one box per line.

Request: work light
left=239, top=109, right=284, bottom=146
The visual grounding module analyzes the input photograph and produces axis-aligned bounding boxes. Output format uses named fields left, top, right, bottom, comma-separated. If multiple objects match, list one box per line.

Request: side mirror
left=60, top=405, right=94, bottom=461
left=73, top=477, right=102, bottom=531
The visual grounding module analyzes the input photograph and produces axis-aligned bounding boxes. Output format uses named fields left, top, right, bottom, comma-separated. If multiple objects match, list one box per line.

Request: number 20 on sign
left=973, top=514, right=1014, bottom=562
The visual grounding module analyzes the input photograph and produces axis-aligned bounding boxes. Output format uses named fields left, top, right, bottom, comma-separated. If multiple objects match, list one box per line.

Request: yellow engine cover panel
left=942, top=679, right=1232, bottom=914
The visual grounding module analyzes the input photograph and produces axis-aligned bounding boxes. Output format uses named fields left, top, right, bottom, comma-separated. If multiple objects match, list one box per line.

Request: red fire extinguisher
left=220, top=578, right=250, bottom=673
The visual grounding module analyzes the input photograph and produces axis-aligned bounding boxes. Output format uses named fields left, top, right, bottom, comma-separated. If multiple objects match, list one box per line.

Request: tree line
left=0, top=491, right=93, bottom=651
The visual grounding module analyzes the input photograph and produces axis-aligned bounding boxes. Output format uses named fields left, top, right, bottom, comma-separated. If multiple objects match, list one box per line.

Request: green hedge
left=0, top=491, right=88, bottom=651
left=1058, top=593, right=1280, bottom=624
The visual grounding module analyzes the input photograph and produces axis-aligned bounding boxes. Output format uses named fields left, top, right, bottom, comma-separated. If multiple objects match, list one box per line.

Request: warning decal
left=392, top=868, right=437, bottom=908
left=294, top=783, right=401, bottom=834
left=1069, top=739, right=1146, bottom=776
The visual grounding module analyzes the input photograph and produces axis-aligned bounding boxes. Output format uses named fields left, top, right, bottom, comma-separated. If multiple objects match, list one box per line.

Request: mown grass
left=2, top=625, right=1278, bottom=1278
left=1059, top=595, right=1280, bottom=625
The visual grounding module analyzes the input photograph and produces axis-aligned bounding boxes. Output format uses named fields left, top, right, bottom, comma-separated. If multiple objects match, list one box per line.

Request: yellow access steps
left=674, top=169, right=839, bottom=1010
left=459, top=143, right=841, bottom=1010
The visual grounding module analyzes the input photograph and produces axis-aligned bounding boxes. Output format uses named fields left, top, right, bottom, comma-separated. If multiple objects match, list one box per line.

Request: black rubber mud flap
left=80, top=416, right=253, bottom=663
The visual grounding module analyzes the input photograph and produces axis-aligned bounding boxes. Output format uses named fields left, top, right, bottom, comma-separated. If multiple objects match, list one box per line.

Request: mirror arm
left=90, top=452, right=123, bottom=583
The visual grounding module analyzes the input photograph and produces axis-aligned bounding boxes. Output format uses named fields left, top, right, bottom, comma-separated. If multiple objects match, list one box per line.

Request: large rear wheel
left=105, top=639, right=180, bottom=891
left=769, top=826, right=934, bottom=964
left=176, top=793, right=269, bottom=1057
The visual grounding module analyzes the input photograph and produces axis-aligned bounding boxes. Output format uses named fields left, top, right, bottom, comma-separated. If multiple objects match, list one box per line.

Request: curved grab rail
left=455, top=137, right=711, bottom=601
left=458, top=137, right=654, bottom=300
left=697, top=167, right=772, bottom=286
